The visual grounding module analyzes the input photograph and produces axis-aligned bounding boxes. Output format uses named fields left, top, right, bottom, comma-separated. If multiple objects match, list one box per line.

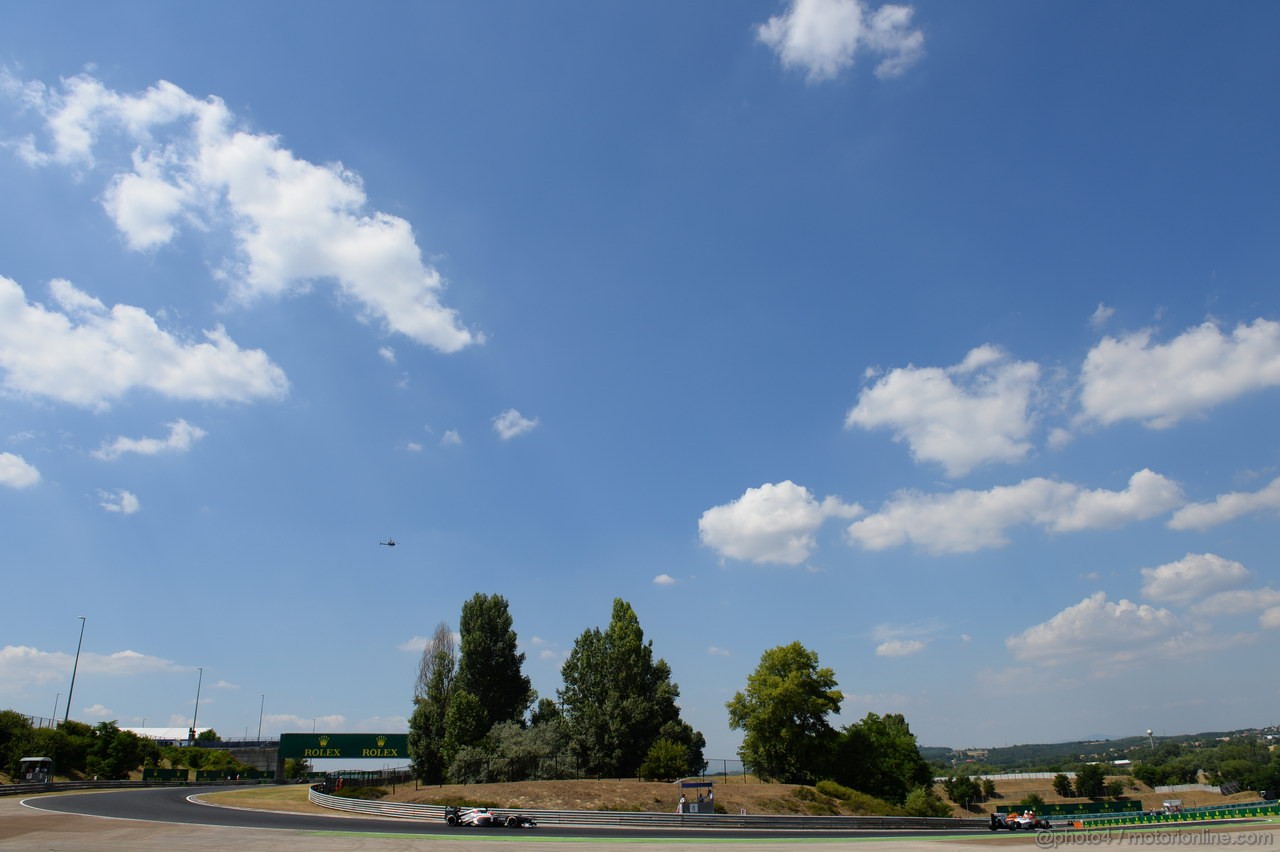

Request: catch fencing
left=933, top=771, right=1074, bottom=782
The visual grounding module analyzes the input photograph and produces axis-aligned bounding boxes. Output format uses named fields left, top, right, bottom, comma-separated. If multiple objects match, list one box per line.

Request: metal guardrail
left=306, top=786, right=987, bottom=831
left=0, top=778, right=272, bottom=798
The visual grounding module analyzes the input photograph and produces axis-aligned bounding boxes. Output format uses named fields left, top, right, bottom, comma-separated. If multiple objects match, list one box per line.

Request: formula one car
left=443, top=806, right=537, bottom=828
left=990, top=811, right=1052, bottom=831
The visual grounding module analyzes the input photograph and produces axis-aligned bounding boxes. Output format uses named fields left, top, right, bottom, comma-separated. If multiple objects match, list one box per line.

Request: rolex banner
left=278, top=733, right=409, bottom=759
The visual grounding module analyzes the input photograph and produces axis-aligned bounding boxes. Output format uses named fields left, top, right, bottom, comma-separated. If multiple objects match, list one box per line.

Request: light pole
left=257, top=694, right=265, bottom=741
left=191, top=667, right=204, bottom=741
left=52, top=692, right=60, bottom=723
left=64, top=616, right=86, bottom=725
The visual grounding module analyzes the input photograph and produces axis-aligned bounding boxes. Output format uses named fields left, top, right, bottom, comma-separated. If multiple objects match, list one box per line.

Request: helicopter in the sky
left=379, top=538, right=397, bottom=547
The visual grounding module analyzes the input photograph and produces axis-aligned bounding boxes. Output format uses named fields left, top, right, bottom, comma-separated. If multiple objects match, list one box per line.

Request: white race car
left=443, top=806, right=537, bottom=828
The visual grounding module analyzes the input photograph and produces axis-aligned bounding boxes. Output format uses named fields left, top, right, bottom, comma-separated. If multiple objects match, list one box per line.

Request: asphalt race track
left=17, top=788, right=1279, bottom=852
left=16, top=786, right=994, bottom=847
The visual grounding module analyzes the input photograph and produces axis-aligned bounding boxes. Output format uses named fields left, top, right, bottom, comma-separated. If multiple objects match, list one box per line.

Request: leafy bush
left=331, top=785, right=388, bottom=800
left=813, top=780, right=905, bottom=816
left=815, top=780, right=856, bottom=800
left=791, top=786, right=840, bottom=815
left=904, top=785, right=953, bottom=817
left=161, top=746, right=249, bottom=774
left=639, top=738, right=688, bottom=782
left=1017, top=792, right=1047, bottom=809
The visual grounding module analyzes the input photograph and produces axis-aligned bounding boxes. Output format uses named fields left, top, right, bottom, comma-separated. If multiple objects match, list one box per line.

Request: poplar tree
left=455, top=593, right=533, bottom=730
left=559, top=598, right=704, bottom=777
left=407, top=622, right=456, bottom=784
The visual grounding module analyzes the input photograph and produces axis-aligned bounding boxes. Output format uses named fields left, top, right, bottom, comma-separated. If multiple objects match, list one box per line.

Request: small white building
left=122, top=727, right=213, bottom=745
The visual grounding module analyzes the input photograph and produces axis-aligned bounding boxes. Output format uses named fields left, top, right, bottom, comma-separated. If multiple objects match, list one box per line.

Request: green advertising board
left=278, top=733, right=409, bottom=760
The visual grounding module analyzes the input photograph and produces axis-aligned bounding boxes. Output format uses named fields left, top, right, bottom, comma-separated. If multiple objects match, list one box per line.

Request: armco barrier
left=0, top=778, right=270, bottom=797
left=306, top=787, right=988, bottom=831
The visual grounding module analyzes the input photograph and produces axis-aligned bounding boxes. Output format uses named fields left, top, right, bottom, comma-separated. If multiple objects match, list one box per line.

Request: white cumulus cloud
left=492, top=409, right=538, bottom=440
left=0, top=645, right=187, bottom=697
left=847, top=470, right=1183, bottom=555
left=1006, top=592, right=1185, bottom=666
left=1191, top=587, right=1280, bottom=618
left=846, top=346, right=1040, bottom=477
left=1079, top=318, right=1280, bottom=429
left=699, top=480, right=862, bottom=565
left=12, top=73, right=479, bottom=352
left=99, top=488, right=140, bottom=514
left=93, top=419, right=207, bottom=460
left=757, top=0, right=925, bottom=83
left=0, top=275, right=288, bottom=409
left=0, top=452, right=40, bottom=488
left=262, top=713, right=347, bottom=735
left=1168, top=476, right=1280, bottom=531
left=397, top=636, right=429, bottom=653
left=1140, top=553, right=1250, bottom=606
left=653, top=574, right=677, bottom=586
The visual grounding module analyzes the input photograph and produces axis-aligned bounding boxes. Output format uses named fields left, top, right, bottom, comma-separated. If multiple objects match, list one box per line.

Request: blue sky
left=2, top=1, right=1278, bottom=760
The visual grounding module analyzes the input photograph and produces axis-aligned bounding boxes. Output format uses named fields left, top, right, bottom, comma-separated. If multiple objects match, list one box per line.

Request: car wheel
left=446, top=814, right=458, bottom=827
left=506, top=816, right=518, bottom=828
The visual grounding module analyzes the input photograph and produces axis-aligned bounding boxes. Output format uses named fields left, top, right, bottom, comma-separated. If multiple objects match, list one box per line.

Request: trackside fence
left=0, top=778, right=271, bottom=797
left=306, top=786, right=986, bottom=830
left=1083, top=802, right=1280, bottom=828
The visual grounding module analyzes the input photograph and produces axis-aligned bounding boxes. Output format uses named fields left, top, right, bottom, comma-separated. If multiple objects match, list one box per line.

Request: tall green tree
left=1053, top=773, right=1074, bottom=797
left=1074, top=763, right=1107, bottom=798
left=832, top=712, right=934, bottom=804
left=559, top=599, right=704, bottom=777
left=442, top=689, right=488, bottom=769
left=455, top=594, right=533, bottom=731
left=407, top=621, right=457, bottom=784
left=414, top=622, right=457, bottom=702
left=85, top=722, right=157, bottom=779
left=943, top=772, right=983, bottom=808
left=726, top=641, right=842, bottom=784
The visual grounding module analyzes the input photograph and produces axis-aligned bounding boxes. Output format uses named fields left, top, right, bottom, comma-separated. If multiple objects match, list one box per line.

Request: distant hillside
left=927, top=724, right=1279, bottom=771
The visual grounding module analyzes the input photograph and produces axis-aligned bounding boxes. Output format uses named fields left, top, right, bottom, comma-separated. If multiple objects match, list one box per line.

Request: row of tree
left=0, top=712, right=158, bottom=779
left=727, top=641, right=935, bottom=803
left=0, top=711, right=259, bottom=781
left=408, top=595, right=705, bottom=785
left=1130, top=738, right=1280, bottom=792
left=405, top=603, right=941, bottom=804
